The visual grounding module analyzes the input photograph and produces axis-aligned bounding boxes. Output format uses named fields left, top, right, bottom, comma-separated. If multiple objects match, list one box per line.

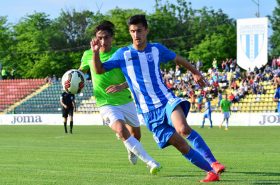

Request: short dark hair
left=94, top=21, right=115, bottom=36
left=128, top=14, right=148, bottom=28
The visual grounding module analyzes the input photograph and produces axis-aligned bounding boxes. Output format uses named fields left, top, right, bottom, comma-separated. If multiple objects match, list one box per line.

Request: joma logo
left=259, top=115, right=280, bottom=125
left=11, top=115, right=42, bottom=124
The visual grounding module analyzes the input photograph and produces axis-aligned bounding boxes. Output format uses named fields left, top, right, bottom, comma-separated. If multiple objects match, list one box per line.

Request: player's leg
left=225, top=112, right=229, bottom=130
left=69, top=108, right=74, bottom=134
left=125, top=125, right=140, bottom=165
left=220, top=114, right=225, bottom=128
left=148, top=103, right=219, bottom=182
left=208, top=113, right=213, bottom=128
left=121, top=102, right=143, bottom=140
left=100, top=104, right=160, bottom=174
left=112, top=120, right=160, bottom=173
left=122, top=102, right=160, bottom=172
left=62, top=108, right=68, bottom=133
left=167, top=99, right=225, bottom=174
left=225, top=118, right=229, bottom=130
left=168, top=132, right=219, bottom=182
left=219, top=118, right=225, bottom=128
left=120, top=102, right=142, bottom=165
left=63, top=117, right=68, bottom=133
left=171, top=105, right=216, bottom=164
left=201, top=114, right=206, bottom=128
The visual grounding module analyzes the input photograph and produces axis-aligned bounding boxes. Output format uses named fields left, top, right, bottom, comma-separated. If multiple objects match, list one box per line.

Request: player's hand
left=192, top=72, right=209, bottom=87
left=90, top=38, right=100, bottom=52
left=106, top=84, right=124, bottom=93
left=64, top=105, right=67, bottom=109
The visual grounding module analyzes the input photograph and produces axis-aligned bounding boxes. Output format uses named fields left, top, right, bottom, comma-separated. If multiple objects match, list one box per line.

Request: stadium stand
left=10, top=80, right=95, bottom=114
left=0, top=59, right=278, bottom=114
left=231, top=81, right=277, bottom=112
left=0, top=79, right=45, bottom=112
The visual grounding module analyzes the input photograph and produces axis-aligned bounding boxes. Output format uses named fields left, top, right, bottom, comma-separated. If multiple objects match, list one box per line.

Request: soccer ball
left=61, top=69, right=85, bottom=94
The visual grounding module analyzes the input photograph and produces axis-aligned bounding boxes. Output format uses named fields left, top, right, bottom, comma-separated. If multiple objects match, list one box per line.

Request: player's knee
left=115, top=127, right=130, bottom=140
left=176, top=126, right=192, bottom=137
left=133, top=132, right=141, bottom=141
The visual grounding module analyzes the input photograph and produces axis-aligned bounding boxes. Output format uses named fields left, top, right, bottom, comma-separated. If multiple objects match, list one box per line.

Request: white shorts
left=99, top=101, right=140, bottom=127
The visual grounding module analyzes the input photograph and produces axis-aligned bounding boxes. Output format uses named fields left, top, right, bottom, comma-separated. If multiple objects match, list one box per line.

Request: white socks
left=123, top=136, right=154, bottom=164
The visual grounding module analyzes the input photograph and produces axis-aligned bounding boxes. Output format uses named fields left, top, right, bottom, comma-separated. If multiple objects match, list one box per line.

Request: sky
left=0, top=0, right=277, bottom=24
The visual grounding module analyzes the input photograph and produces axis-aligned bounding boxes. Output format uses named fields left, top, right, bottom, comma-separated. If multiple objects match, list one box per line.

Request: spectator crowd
left=162, top=57, right=280, bottom=112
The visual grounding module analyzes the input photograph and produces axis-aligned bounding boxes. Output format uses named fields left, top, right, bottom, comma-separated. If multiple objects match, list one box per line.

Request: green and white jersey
left=80, top=47, right=133, bottom=107
left=220, top=99, right=231, bottom=112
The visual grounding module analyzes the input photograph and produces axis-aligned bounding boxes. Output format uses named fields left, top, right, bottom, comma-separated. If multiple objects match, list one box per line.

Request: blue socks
left=187, top=130, right=216, bottom=164
left=201, top=120, right=205, bottom=127
left=209, top=119, right=213, bottom=127
left=184, top=147, right=212, bottom=172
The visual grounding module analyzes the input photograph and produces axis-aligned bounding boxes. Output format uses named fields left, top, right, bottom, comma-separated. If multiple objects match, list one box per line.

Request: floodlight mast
left=251, top=0, right=260, bottom=17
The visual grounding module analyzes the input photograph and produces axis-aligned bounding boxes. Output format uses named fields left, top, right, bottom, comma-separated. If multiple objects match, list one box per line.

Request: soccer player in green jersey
left=219, top=94, right=231, bottom=130
left=79, top=21, right=160, bottom=174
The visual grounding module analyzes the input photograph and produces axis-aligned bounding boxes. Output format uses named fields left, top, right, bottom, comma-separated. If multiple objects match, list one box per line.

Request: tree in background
left=0, top=0, right=244, bottom=78
left=0, top=16, right=15, bottom=76
left=11, top=12, right=54, bottom=78
left=270, top=0, right=280, bottom=57
left=106, top=8, right=145, bottom=47
left=150, top=0, right=236, bottom=71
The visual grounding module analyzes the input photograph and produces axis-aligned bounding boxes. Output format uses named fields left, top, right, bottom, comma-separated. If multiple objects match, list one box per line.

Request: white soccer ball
left=61, top=69, right=85, bottom=94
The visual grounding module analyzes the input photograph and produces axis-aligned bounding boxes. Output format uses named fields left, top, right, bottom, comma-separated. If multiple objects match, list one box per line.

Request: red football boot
left=200, top=171, right=220, bottom=183
left=211, top=161, right=225, bottom=174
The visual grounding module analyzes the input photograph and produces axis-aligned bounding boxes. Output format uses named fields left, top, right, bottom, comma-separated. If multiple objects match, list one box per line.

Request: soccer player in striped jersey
left=80, top=21, right=161, bottom=174
left=91, top=15, right=225, bottom=182
left=273, top=72, right=280, bottom=114
left=201, top=97, right=213, bottom=128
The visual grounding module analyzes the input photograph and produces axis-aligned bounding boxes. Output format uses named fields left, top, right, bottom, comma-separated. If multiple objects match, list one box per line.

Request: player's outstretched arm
left=174, top=55, right=208, bottom=88
left=90, top=39, right=106, bottom=74
left=106, top=82, right=128, bottom=93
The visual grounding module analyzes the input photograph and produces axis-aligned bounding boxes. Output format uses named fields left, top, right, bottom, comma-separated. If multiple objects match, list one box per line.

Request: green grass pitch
left=0, top=125, right=280, bottom=185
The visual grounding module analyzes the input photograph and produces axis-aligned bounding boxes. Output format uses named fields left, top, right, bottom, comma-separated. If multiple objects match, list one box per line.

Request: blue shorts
left=203, top=112, right=211, bottom=119
left=142, top=98, right=190, bottom=149
left=223, top=112, right=230, bottom=119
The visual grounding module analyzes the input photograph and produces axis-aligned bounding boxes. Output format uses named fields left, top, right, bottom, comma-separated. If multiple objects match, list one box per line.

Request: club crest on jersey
left=146, top=53, right=153, bottom=62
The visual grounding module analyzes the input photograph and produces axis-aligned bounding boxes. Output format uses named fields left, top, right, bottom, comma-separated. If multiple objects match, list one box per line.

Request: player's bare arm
left=90, top=38, right=106, bottom=74
left=60, top=99, right=67, bottom=109
left=106, top=82, right=128, bottom=93
left=73, top=101, right=76, bottom=112
left=174, top=55, right=209, bottom=87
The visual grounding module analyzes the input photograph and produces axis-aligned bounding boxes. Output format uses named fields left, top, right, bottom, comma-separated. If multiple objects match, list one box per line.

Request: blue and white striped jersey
left=103, top=43, right=176, bottom=113
left=274, top=86, right=280, bottom=111
left=205, top=101, right=211, bottom=113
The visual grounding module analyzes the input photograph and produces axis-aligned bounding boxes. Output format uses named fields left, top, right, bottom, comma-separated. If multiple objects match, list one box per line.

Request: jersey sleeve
left=156, top=43, right=176, bottom=64
left=102, top=48, right=123, bottom=71
left=80, top=51, right=90, bottom=71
